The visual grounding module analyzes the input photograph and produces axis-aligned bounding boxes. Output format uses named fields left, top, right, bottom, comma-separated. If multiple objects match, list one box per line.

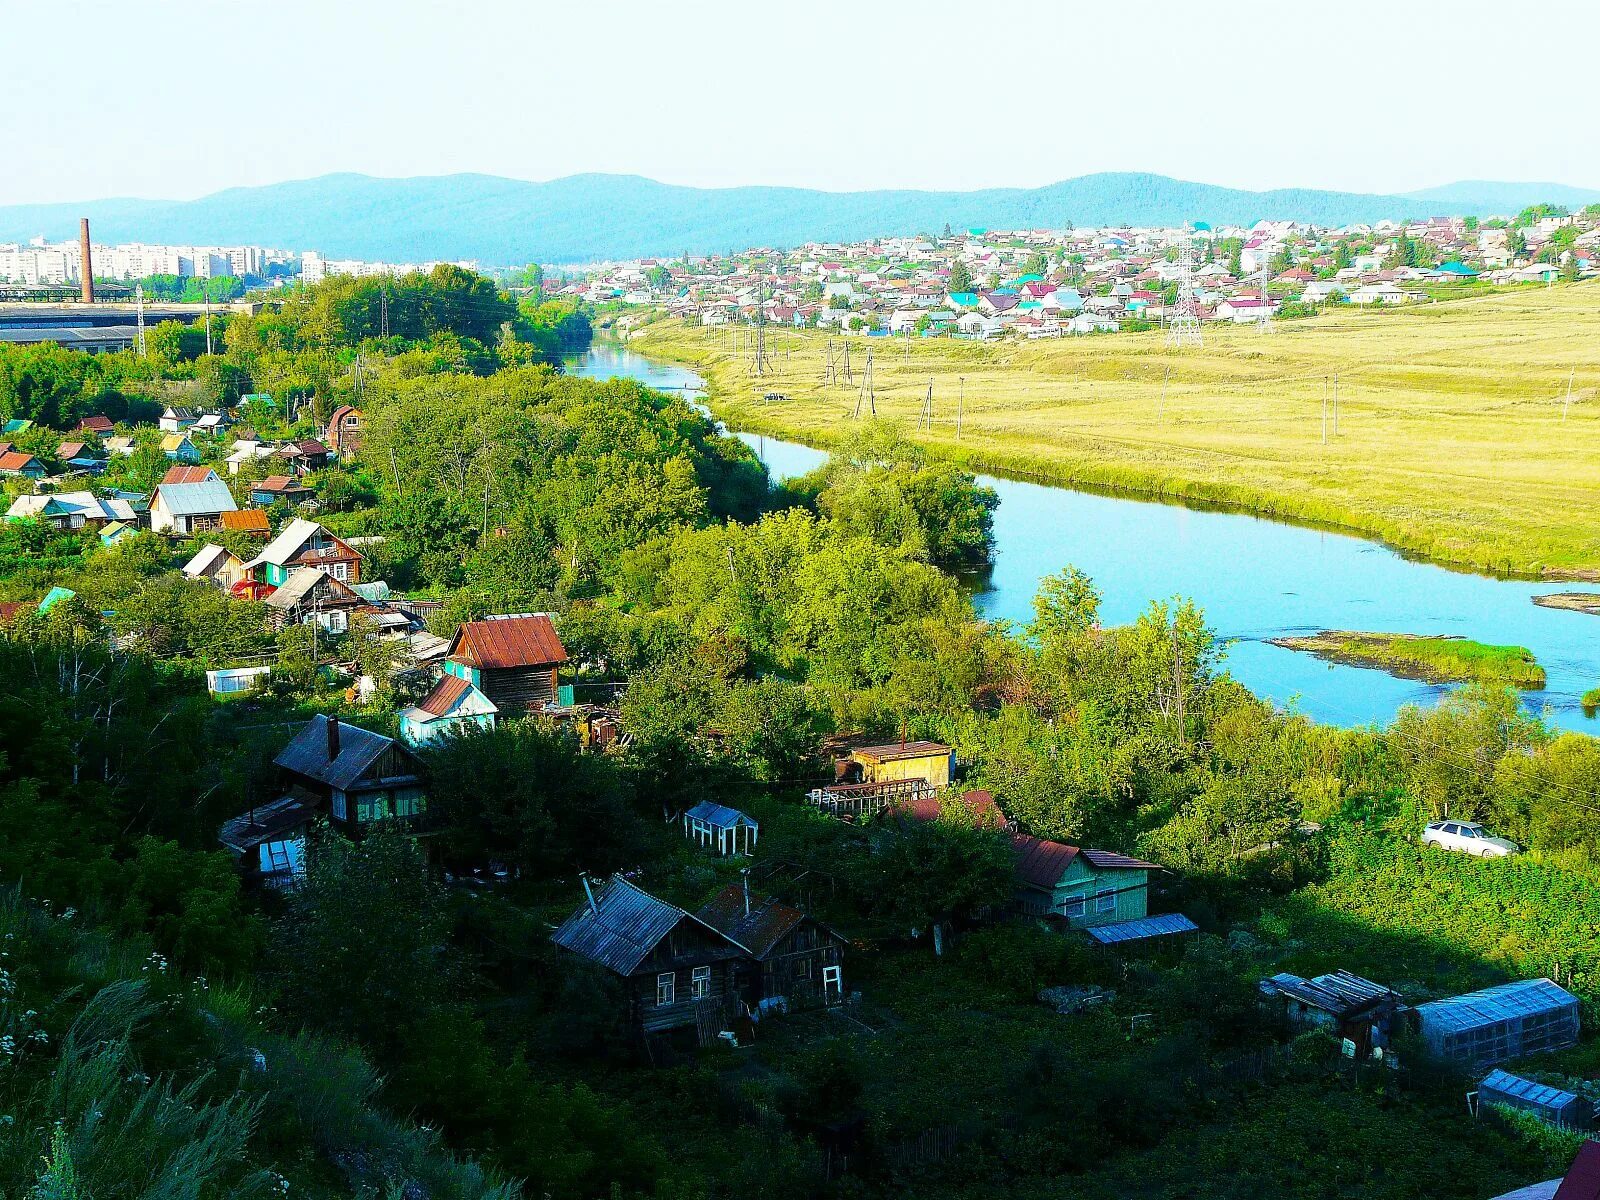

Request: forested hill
left=4, top=172, right=1597, bottom=264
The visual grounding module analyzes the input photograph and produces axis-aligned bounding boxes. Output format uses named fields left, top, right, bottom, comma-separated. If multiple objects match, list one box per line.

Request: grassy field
left=631, top=283, right=1600, bottom=577
left=1268, top=632, right=1547, bottom=689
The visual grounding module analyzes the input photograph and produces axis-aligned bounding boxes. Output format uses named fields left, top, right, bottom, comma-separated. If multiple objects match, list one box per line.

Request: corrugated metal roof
left=1416, top=979, right=1580, bottom=1035
left=1481, top=1070, right=1581, bottom=1112
left=415, top=674, right=474, bottom=717
left=551, top=875, right=726, bottom=975
left=449, top=613, right=568, bottom=669
left=684, top=801, right=756, bottom=829
left=1260, top=969, right=1397, bottom=1017
left=852, top=740, right=951, bottom=763
left=696, top=884, right=803, bottom=960
left=890, top=789, right=1007, bottom=827
left=156, top=480, right=237, bottom=517
left=218, top=794, right=319, bottom=854
left=1081, top=848, right=1161, bottom=871
left=247, top=517, right=325, bottom=569
left=220, top=509, right=270, bottom=533
left=162, top=465, right=217, bottom=485
left=274, top=714, right=411, bottom=792
left=1086, top=913, right=1199, bottom=945
left=1011, top=834, right=1080, bottom=889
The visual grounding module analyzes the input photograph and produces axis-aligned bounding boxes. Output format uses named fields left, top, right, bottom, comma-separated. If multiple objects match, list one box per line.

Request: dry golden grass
left=634, top=282, right=1600, bottom=577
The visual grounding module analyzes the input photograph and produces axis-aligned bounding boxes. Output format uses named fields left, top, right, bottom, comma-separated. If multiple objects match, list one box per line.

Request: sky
left=4, top=0, right=1596, bottom=206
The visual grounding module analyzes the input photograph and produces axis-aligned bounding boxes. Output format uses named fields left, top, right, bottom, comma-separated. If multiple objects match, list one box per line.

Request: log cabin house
left=273, top=714, right=427, bottom=835
left=444, top=613, right=569, bottom=713
left=245, top=517, right=363, bottom=585
left=551, top=875, right=747, bottom=1035
left=1011, top=836, right=1160, bottom=929
left=696, top=882, right=847, bottom=1013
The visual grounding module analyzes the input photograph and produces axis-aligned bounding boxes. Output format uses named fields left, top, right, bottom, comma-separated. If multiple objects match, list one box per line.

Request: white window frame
left=1095, top=888, right=1117, bottom=914
left=691, top=965, right=711, bottom=999
left=656, top=972, right=675, bottom=1007
left=822, top=965, right=843, bottom=999
left=1063, top=893, right=1087, bottom=919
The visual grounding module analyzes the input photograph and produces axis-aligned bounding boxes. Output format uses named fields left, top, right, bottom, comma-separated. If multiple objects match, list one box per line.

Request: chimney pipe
left=326, top=715, right=340, bottom=760
left=741, top=868, right=751, bottom=917
left=78, top=219, right=94, bottom=305
left=580, top=873, right=598, bottom=915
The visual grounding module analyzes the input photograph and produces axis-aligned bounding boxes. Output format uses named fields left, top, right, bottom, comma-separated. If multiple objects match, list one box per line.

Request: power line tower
left=852, top=352, right=876, bottom=418
left=917, top=378, right=934, bottom=430
left=1165, top=228, right=1203, bottom=348
left=823, top=338, right=836, bottom=385
left=749, top=285, right=772, bottom=375
left=135, top=282, right=147, bottom=357
left=842, top=339, right=854, bottom=388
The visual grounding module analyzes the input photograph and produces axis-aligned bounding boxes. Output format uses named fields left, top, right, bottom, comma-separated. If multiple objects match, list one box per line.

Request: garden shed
left=682, top=801, right=759, bottom=856
left=1478, top=1069, right=1590, bottom=1130
left=1414, top=978, right=1580, bottom=1067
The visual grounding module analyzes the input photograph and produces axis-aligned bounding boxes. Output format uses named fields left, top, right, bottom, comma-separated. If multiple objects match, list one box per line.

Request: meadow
left=1268, top=632, right=1547, bottom=689
left=633, top=282, right=1600, bottom=578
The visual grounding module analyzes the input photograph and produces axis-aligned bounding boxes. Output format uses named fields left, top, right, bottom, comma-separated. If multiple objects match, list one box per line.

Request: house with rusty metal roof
left=697, top=881, right=847, bottom=1013
left=1011, top=834, right=1161, bottom=928
left=444, top=613, right=569, bottom=713
left=274, top=714, right=426, bottom=836
left=398, top=674, right=498, bottom=747
left=552, top=874, right=748, bottom=1035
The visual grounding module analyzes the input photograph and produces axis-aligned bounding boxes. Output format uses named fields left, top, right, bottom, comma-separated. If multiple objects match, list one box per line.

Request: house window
left=331, top=793, right=346, bottom=820
left=1095, top=889, right=1117, bottom=914
left=331, top=561, right=349, bottom=581
left=1063, top=893, right=1087, bottom=919
left=794, top=957, right=813, bottom=980
left=656, top=972, right=676, bottom=1006
left=691, top=966, right=711, bottom=999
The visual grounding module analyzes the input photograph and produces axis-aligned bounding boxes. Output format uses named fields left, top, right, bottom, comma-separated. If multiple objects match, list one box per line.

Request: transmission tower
left=135, top=282, right=147, bottom=357
left=1165, top=229, right=1202, bottom=348
left=749, top=286, right=772, bottom=375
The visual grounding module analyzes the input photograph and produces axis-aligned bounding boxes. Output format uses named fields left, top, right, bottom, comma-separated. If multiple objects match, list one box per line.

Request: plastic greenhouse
left=1478, top=1069, right=1590, bottom=1130
left=1415, top=978, right=1580, bottom=1067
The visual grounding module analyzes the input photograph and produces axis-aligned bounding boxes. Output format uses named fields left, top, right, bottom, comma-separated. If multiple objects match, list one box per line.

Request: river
left=567, top=343, right=1600, bottom=734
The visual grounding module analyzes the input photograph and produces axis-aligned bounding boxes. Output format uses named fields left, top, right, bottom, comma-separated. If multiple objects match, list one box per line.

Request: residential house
left=217, top=794, right=319, bottom=888
left=250, top=474, right=316, bottom=507
left=245, top=517, right=363, bottom=585
left=696, top=882, right=848, bottom=1012
left=99, top=520, right=136, bottom=547
left=279, top=438, right=331, bottom=473
left=1349, top=281, right=1408, bottom=306
left=6, top=491, right=134, bottom=530
left=398, top=674, right=498, bottom=747
left=77, top=416, right=114, bottom=437
left=159, top=406, right=199, bottom=433
left=182, top=543, right=249, bottom=590
left=274, top=714, right=427, bottom=835
left=160, top=433, right=201, bottom=463
left=1010, top=835, right=1159, bottom=927
left=847, top=740, right=954, bottom=788
left=150, top=479, right=238, bottom=534
left=162, top=464, right=221, bottom=485
left=219, top=508, right=271, bottom=538
left=326, top=404, right=363, bottom=456
left=443, top=613, right=569, bottom=713
left=104, top=436, right=138, bottom=457
left=552, top=874, right=748, bottom=1035
left=261, top=567, right=367, bottom=632
left=192, top=412, right=231, bottom=436
left=1214, top=297, right=1279, bottom=323
left=57, top=441, right=104, bottom=472
left=682, top=802, right=759, bottom=856
left=0, top=450, right=47, bottom=479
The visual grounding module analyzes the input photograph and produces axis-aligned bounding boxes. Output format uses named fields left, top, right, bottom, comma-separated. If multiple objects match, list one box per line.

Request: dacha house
left=273, top=714, right=427, bottom=835
left=444, top=613, right=570, bottom=713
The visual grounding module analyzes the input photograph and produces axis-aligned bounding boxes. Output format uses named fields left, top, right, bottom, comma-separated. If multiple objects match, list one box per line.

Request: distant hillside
left=1, top=172, right=1594, bottom=265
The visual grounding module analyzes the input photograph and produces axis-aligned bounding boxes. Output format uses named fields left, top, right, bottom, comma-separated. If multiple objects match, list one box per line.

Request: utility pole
left=957, top=375, right=965, bottom=440
left=379, top=286, right=390, bottom=339
left=135, top=282, right=147, bottom=357
left=918, top=378, right=933, bottom=430
left=1321, top=377, right=1328, bottom=445
left=1333, top=373, right=1340, bottom=435
left=1563, top=367, right=1575, bottom=420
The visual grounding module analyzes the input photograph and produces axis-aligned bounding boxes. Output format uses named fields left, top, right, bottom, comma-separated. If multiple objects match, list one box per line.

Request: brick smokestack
left=78, top=218, right=94, bottom=305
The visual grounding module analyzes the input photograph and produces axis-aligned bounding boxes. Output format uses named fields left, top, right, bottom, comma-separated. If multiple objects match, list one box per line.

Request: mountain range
left=1, top=172, right=1595, bottom=266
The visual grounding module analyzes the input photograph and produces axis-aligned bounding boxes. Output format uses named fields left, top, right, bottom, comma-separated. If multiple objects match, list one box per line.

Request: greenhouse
left=1415, top=978, right=1580, bottom=1067
left=1479, top=1069, right=1590, bottom=1130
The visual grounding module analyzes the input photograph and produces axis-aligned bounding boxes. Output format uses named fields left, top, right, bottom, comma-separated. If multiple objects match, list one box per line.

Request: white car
left=1421, top=820, right=1519, bottom=858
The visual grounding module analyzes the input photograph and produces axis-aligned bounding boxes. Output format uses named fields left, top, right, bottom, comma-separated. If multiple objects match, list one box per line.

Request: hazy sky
left=5, top=0, right=1594, bottom=205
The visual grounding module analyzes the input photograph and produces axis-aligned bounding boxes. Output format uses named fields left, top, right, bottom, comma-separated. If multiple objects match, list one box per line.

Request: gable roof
left=162, top=464, right=220, bottom=485
left=696, top=885, right=813, bottom=960
left=683, top=801, right=756, bottom=829
left=155, top=480, right=238, bottom=517
left=448, top=613, right=568, bottom=669
left=1011, top=834, right=1080, bottom=889
left=552, top=875, right=735, bottom=976
left=852, top=740, right=950, bottom=764
left=246, top=517, right=353, bottom=570
left=263, top=566, right=364, bottom=612
left=182, top=543, right=240, bottom=578
left=410, top=673, right=498, bottom=720
left=274, top=714, right=414, bottom=791
left=218, top=793, right=320, bottom=855
left=220, top=508, right=271, bottom=533
left=0, top=450, right=44, bottom=472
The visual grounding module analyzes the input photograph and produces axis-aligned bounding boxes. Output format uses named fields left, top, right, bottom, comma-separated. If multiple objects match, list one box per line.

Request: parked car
left=1421, top=820, right=1519, bottom=857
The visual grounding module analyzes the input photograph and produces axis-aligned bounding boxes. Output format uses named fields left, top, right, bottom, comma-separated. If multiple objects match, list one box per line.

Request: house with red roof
left=1011, top=834, right=1160, bottom=928
left=443, top=613, right=569, bottom=713
left=398, top=674, right=498, bottom=747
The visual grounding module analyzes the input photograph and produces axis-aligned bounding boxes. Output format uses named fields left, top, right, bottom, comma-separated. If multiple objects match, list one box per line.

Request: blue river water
left=568, top=343, right=1600, bottom=733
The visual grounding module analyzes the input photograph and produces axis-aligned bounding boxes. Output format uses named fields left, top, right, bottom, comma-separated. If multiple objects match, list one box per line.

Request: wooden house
left=217, top=794, right=318, bottom=888
left=326, top=404, right=364, bottom=456
left=1259, top=970, right=1403, bottom=1056
left=6, top=491, right=134, bottom=530
left=250, top=475, right=316, bottom=507
left=682, top=801, right=759, bottom=856
left=696, top=882, right=847, bottom=1013
left=181, top=543, right=249, bottom=591
left=159, top=434, right=202, bottom=463
left=150, top=480, right=238, bottom=535
left=551, top=875, right=747, bottom=1035
left=398, top=674, right=498, bottom=747
left=847, top=740, right=954, bottom=789
left=261, top=567, right=366, bottom=632
left=245, top=517, right=362, bottom=585
left=274, top=714, right=426, bottom=835
left=78, top=415, right=115, bottom=436
left=219, top=508, right=271, bottom=538
left=162, top=464, right=221, bottom=486
left=1010, top=835, right=1159, bottom=928
left=444, top=613, right=569, bottom=713
left=0, top=450, right=47, bottom=479
left=159, top=405, right=199, bottom=432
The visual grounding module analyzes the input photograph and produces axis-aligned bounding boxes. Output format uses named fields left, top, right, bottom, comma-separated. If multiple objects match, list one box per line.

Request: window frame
left=691, top=965, right=711, bottom=999
left=655, top=972, right=675, bottom=1007
left=1094, top=888, right=1117, bottom=914
left=1062, top=893, right=1088, bottom=919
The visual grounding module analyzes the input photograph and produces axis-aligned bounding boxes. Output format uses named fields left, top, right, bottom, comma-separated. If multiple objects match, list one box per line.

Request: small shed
left=682, top=801, right=759, bottom=856
left=1415, top=978, right=1580, bottom=1067
left=1479, top=1069, right=1590, bottom=1130
left=1259, top=969, right=1404, bottom=1055
left=848, top=740, right=954, bottom=788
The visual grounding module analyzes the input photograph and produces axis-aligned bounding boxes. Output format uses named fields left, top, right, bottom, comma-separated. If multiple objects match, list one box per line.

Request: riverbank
left=629, top=285, right=1600, bottom=580
left=1267, top=632, right=1546, bottom=689
left=1534, top=592, right=1600, bottom=615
